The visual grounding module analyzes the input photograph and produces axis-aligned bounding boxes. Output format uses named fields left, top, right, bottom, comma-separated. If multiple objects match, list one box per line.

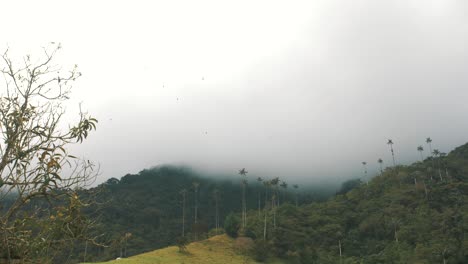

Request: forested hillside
left=77, top=166, right=331, bottom=262
left=77, top=142, right=468, bottom=264
left=239, top=143, right=468, bottom=263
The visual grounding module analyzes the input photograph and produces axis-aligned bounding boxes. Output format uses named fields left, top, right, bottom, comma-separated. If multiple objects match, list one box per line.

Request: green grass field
left=83, top=235, right=284, bottom=264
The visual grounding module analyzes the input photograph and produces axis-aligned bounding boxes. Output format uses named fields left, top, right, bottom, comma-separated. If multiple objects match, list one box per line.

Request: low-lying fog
left=3, top=0, right=468, bottom=187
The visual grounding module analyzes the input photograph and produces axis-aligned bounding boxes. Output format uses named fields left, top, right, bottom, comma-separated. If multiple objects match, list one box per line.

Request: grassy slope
left=84, top=235, right=284, bottom=264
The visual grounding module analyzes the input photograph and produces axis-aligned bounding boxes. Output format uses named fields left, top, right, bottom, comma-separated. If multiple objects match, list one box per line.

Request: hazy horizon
left=2, top=0, right=468, bottom=185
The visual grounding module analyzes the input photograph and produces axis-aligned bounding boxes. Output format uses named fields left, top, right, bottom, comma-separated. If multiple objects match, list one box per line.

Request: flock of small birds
left=108, top=77, right=206, bottom=126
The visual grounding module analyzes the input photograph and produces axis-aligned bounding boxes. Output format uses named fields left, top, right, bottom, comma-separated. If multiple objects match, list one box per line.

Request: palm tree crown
left=417, top=145, right=424, bottom=161
left=378, top=158, right=384, bottom=174
left=239, top=168, right=248, bottom=176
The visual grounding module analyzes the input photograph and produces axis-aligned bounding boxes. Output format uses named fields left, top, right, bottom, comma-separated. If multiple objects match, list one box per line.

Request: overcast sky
left=2, top=0, right=468, bottom=185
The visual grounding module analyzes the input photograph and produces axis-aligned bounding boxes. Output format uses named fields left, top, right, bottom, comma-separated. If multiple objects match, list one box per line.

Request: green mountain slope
left=240, top=143, right=468, bottom=263
left=79, top=166, right=330, bottom=262
left=82, top=143, right=468, bottom=263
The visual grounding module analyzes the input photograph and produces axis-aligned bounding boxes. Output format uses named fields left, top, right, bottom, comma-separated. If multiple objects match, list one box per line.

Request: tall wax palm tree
left=270, top=177, right=280, bottom=207
left=193, top=182, right=200, bottom=224
left=426, top=137, right=433, bottom=155
left=238, top=168, right=248, bottom=229
left=270, top=178, right=280, bottom=229
left=417, top=145, right=424, bottom=162
left=362, top=161, right=368, bottom=185
left=180, top=189, right=187, bottom=237
left=433, top=149, right=443, bottom=181
left=378, top=158, right=384, bottom=176
left=426, top=137, right=435, bottom=180
left=257, top=177, right=263, bottom=216
left=293, top=184, right=299, bottom=207
left=387, top=139, right=396, bottom=167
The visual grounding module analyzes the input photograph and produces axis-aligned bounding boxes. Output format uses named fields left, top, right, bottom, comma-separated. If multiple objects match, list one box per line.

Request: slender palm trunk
left=215, top=194, right=219, bottom=233
left=263, top=208, right=268, bottom=240
left=429, top=144, right=435, bottom=180
left=339, top=239, right=342, bottom=257
left=394, top=226, right=398, bottom=243
left=390, top=145, right=396, bottom=167
left=437, top=159, right=443, bottom=181
left=419, top=152, right=424, bottom=162
left=258, top=191, right=261, bottom=217
left=263, top=185, right=269, bottom=239
left=182, top=193, right=186, bottom=237
left=241, top=183, right=246, bottom=228
left=272, top=196, right=276, bottom=229
left=365, top=170, right=368, bottom=186
left=428, top=142, right=433, bottom=157
left=442, top=248, right=447, bottom=264
left=276, top=188, right=280, bottom=207
left=423, top=181, right=428, bottom=198
left=195, top=189, right=198, bottom=224
left=124, top=237, right=127, bottom=257
left=84, top=240, right=88, bottom=262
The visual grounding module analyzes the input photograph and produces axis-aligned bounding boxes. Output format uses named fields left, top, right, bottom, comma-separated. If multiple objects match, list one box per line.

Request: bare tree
left=0, top=44, right=99, bottom=263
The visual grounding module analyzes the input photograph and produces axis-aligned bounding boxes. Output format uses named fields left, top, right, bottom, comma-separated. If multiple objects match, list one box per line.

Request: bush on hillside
left=224, top=213, right=240, bottom=237
left=251, top=239, right=270, bottom=262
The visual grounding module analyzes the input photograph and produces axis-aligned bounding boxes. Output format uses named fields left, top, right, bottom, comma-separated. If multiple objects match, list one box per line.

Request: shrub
left=224, top=213, right=240, bottom=237
left=176, top=236, right=189, bottom=253
left=251, top=239, right=270, bottom=262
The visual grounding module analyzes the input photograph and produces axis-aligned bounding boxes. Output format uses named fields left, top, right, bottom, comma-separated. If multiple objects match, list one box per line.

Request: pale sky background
left=1, top=0, right=468, bottom=186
